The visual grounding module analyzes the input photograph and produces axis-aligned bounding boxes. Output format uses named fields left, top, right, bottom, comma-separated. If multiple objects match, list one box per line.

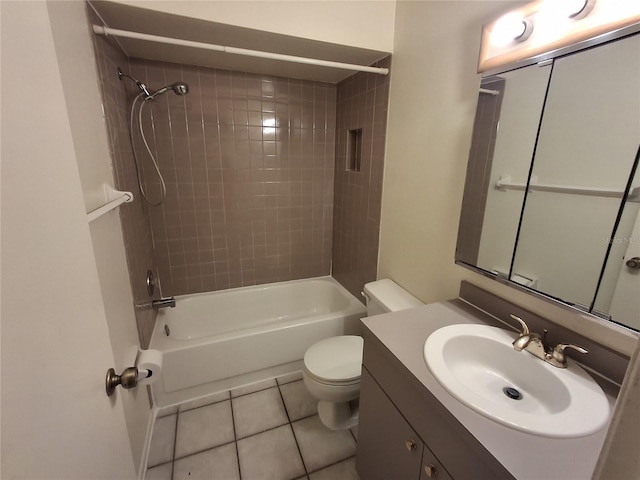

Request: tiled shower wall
left=90, top=12, right=159, bottom=347
left=90, top=6, right=389, bottom=344
left=332, top=57, right=391, bottom=299
left=127, top=59, right=337, bottom=296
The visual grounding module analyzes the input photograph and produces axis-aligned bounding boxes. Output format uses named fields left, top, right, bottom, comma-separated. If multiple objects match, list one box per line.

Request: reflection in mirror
left=511, top=33, right=640, bottom=314
left=594, top=159, right=640, bottom=330
left=457, top=63, right=552, bottom=277
left=457, top=31, right=640, bottom=332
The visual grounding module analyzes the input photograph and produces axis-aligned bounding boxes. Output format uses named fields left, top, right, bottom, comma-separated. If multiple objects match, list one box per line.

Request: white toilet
left=303, top=279, right=423, bottom=430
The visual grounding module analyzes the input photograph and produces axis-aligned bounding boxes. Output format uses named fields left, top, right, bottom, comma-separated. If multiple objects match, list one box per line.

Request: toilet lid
left=304, top=336, right=364, bottom=383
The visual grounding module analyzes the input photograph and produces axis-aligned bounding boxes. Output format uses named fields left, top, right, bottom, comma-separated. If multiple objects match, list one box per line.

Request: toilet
left=303, top=279, right=423, bottom=430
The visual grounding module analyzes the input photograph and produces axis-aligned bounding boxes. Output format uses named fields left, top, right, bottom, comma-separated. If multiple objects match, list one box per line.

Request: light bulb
left=491, top=13, right=534, bottom=46
left=540, top=0, right=595, bottom=19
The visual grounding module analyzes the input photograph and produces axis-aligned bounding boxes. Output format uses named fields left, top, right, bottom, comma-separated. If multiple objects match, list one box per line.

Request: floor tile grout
left=170, top=411, right=178, bottom=480
left=228, top=396, right=242, bottom=480
left=172, top=438, right=237, bottom=462
left=277, top=380, right=310, bottom=478
left=306, top=455, right=357, bottom=476
left=148, top=375, right=358, bottom=480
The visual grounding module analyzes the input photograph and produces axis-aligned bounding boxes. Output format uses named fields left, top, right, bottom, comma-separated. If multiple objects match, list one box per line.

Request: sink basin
left=424, top=324, right=610, bottom=438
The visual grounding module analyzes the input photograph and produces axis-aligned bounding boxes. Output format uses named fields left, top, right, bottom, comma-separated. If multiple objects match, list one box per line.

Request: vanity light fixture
left=555, top=0, right=596, bottom=20
left=478, top=0, right=640, bottom=73
left=540, top=0, right=596, bottom=20
left=491, top=13, right=535, bottom=46
left=568, top=0, right=596, bottom=19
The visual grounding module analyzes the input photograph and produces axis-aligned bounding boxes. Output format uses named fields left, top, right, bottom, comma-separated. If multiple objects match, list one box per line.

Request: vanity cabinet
left=357, top=368, right=452, bottom=480
left=356, top=329, right=514, bottom=480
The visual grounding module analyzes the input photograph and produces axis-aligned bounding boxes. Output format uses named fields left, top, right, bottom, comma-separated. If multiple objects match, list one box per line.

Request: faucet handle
left=510, top=314, right=530, bottom=335
left=551, top=343, right=588, bottom=367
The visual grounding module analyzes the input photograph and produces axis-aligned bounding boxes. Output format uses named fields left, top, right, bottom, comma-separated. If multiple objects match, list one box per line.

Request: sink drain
left=503, top=386, right=523, bottom=400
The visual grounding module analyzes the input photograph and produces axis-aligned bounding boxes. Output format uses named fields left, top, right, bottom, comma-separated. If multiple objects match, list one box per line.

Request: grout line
left=177, top=390, right=231, bottom=413
left=306, top=455, right=356, bottom=476
left=275, top=373, right=303, bottom=386
left=234, top=418, right=290, bottom=442
left=229, top=397, right=242, bottom=480
left=230, top=382, right=279, bottom=399
left=276, top=380, right=310, bottom=478
left=170, top=411, right=178, bottom=480
left=172, top=438, right=238, bottom=463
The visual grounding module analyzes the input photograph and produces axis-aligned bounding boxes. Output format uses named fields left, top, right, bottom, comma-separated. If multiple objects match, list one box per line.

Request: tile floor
left=145, top=372, right=360, bottom=480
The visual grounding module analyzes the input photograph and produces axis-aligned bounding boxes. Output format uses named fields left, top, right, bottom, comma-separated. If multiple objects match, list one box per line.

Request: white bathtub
left=149, top=276, right=366, bottom=408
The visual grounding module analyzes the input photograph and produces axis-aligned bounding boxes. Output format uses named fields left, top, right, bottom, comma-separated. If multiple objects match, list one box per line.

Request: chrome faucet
left=510, top=314, right=588, bottom=368
left=152, top=297, right=176, bottom=310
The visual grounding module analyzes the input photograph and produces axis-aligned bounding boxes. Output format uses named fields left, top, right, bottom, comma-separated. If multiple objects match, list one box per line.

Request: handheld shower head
left=149, top=82, right=190, bottom=100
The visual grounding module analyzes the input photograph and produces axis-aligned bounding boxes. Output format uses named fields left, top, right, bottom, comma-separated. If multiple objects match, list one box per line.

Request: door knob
left=625, top=257, right=640, bottom=270
left=424, top=464, right=437, bottom=477
left=105, top=367, right=139, bottom=396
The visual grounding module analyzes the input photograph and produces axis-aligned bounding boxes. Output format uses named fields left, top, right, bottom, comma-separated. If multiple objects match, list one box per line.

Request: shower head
left=148, top=82, right=190, bottom=100
left=117, top=67, right=188, bottom=101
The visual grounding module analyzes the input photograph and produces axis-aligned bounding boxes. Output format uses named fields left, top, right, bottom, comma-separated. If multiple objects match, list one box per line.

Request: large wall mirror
left=457, top=30, right=640, bottom=331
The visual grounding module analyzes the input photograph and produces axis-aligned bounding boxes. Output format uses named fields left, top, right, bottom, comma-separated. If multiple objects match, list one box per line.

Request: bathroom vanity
left=355, top=283, right=622, bottom=480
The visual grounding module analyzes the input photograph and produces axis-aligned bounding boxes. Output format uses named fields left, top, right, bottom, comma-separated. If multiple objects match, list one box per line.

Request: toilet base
left=317, top=399, right=359, bottom=430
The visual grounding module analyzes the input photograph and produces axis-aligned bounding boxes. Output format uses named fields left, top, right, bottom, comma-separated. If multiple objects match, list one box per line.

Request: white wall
left=378, top=0, right=638, bottom=356
left=108, top=0, right=396, bottom=53
left=46, top=1, right=152, bottom=473
left=1, top=1, right=135, bottom=478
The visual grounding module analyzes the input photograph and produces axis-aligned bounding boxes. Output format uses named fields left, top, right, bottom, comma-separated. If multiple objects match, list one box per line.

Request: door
left=1, top=2, right=135, bottom=478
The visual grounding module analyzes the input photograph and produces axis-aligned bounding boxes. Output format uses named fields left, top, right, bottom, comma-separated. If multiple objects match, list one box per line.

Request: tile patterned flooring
left=145, top=372, right=360, bottom=480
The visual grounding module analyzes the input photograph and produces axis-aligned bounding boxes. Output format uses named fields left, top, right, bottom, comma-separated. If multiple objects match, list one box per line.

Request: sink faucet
left=510, top=314, right=588, bottom=368
left=152, top=297, right=176, bottom=310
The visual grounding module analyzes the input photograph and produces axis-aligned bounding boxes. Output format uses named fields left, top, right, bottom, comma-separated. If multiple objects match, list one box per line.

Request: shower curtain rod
left=92, top=25, right=390, bottom=76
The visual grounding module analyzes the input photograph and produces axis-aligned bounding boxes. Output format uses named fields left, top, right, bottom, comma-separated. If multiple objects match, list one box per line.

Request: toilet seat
left=303, top=335, right=363, bottom=384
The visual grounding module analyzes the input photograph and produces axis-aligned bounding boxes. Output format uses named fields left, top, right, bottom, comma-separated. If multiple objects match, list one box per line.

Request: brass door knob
left=405, top=439, right=417, bottom=452
left=105, top=366, right=139, bottom=397
left=424, top=464, right=437, bottom=477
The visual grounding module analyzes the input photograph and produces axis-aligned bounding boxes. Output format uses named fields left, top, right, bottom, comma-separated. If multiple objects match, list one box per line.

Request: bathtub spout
left=152, top=297, right=176, bottom=310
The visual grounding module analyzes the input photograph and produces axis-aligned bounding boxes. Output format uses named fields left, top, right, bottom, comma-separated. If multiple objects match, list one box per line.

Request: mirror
left=457, top=31, right=640, bottom=331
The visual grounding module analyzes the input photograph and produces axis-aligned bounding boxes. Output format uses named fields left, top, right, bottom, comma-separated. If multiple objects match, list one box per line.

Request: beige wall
left=380, top=0, right=519, bottom=301
left=107, top=0, right=396, bottom=53
left=379, top=0, right=637, bottom=356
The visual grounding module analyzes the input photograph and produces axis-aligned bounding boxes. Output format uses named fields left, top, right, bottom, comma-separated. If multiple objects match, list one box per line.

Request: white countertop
left=361, top=300, right=617, bottom=480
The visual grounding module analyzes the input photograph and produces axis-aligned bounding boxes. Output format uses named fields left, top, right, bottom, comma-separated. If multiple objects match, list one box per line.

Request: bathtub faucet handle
left=152, top=297, right=176, bottom=310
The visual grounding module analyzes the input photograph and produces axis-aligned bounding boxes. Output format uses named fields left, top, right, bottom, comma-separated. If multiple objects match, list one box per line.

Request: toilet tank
left=363, top=279, right=423, bottom=316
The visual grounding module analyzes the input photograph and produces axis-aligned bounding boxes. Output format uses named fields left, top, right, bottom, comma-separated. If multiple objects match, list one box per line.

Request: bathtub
left=149, top=276, right=366, bottom=408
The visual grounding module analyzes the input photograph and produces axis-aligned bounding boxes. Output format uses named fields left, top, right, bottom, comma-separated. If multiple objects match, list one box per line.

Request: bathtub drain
left=164, top=324, right=170, bottom=337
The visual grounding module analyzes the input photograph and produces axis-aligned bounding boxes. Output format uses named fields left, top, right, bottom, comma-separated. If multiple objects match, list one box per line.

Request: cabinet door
left=420, top=444, right=453, bottom=480
left=356, top=368, right=423, bottom=480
